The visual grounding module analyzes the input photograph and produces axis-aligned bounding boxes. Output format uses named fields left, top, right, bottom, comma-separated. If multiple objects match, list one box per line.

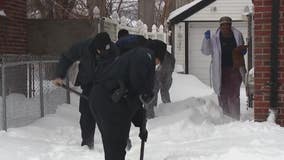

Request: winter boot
left=81, top=141, right=94, bottom=150
left=126, top=138, right=132, bottom=151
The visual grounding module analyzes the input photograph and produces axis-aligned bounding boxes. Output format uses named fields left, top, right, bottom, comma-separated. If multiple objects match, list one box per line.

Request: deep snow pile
left=0, top=73, right=284, bottom=160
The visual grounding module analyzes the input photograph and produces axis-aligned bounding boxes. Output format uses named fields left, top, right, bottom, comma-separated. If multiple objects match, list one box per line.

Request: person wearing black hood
left=52, top=32, right=119, bottom=150
left=88, top=39, right=167, bottom=160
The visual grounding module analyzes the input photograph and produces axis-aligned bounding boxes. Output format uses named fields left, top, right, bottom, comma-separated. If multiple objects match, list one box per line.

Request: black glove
left=111, top=88, right=126, bottom=102
left=131, top=107, right=145, bottom=127
left=111, top=80, right=128, bottom=103
left=139, top=127, right=148, bottom=142
left=204, top=30, right=211, bottom=40
left=140, top=93, right=154, bottom=104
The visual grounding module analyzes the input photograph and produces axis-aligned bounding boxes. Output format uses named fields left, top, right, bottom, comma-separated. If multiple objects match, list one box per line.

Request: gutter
left=269, top=0, right=280, bottom=111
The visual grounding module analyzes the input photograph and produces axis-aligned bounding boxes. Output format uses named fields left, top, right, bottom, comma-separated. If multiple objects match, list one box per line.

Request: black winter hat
left=146, top=39, right=167, bottom=62
left=118, top=29, right=129, bottom=39
left=93, top=32, right=111, bottom=51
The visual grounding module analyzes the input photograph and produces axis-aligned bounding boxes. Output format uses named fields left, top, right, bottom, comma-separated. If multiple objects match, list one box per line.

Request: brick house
left=0, top=0, right=27, bottom=95
left=0, top=0, right=27, bottom=54
left=253, top=0, right=284, bottom=126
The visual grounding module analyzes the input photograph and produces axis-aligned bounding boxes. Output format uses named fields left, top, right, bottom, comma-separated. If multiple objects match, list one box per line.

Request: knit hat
left=219, top=16, right=232, bottom=25
left=118, top=29, right=129, bottom=39
left=94, top=32, right=111, bottom=51
left=146, top=39, right=167, bottom=63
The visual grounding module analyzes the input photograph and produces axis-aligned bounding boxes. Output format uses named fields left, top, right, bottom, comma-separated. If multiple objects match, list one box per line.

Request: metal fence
left=0, top=54, right=70, bottom=131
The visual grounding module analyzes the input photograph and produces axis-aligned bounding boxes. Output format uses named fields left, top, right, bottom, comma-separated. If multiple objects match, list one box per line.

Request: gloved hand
left=204, top=30, right=211, bottom=40
left=131, top=107, right=146, bottom=127
left=241, top=45, right=248, bottom=55
left=52, top=78, right=64, bottom=86
left=140, top=93, right=154, bottom=105
left=139, top=127, right=148, bottom=142
left=241, top=49, right=247, bottom=55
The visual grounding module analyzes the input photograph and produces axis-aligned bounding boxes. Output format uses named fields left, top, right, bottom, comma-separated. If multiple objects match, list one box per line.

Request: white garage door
left=188, top=21, right=248, bottom=86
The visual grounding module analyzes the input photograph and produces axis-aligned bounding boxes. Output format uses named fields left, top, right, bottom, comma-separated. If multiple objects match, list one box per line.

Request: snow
left=1, top=72, right=284, bottom=160
left=0, top=10, right=6, bottom=16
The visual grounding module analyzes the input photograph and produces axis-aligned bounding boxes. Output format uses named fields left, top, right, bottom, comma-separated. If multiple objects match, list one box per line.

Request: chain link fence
left=0, top=54, right=71, bottom=130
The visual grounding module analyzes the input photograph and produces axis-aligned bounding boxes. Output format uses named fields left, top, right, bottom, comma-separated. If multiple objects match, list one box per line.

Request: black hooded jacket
left=56, top=38, right=119, bottom=86
left=89, top=47, right=156, bottom=119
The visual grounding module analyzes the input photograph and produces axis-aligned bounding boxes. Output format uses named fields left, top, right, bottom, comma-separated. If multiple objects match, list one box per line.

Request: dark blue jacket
left=116, top=35, right=147, bottom=55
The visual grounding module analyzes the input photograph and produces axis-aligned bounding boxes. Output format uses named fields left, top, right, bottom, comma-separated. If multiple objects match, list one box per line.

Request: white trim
left=168, top=0, right=254, bottom=22
left=168, top=0, right=202, bottom=21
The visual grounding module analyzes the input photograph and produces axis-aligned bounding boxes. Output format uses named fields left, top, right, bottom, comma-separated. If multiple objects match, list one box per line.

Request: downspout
left=185, top=22, right=189, bottom=74
left=269, top=0, right=280, bottom=111
left=247, top=12, right=253, bottom=108
left=170, top=23, right=175, bottom=56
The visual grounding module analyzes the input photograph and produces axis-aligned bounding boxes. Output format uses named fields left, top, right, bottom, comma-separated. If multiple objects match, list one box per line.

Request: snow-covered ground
left=1, top=73, right=284, bottom=160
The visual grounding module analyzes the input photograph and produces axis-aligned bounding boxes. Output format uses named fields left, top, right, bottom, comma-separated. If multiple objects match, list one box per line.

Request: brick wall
left=0, top=0, right=27, bottom=54
left=254, top=0, right=284, bottom=126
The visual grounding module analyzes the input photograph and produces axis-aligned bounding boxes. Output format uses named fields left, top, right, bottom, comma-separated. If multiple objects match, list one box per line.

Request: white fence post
left=102, top=15, right=167, bottom=43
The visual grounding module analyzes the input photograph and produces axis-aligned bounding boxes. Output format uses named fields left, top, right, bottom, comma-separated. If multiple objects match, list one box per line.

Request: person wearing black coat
left=116, top=31, right=149, bottom=149
left=88, top=39, right=167, bottom=160
left=146, top=51, right=176, bottom=118
left=52, top=32, right=119, bottom=149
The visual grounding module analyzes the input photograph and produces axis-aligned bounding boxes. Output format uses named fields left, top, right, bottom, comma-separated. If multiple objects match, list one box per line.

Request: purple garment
left=218, top=67, right=242, bottom=120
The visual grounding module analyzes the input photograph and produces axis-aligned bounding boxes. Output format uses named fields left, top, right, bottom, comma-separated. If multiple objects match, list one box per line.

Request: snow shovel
left=60, top=83, right=99, bottom=121
left=139, top=110, right=147, bottom=160
left=139, top=95, right=151, bottom=160
left=61, top=83, right=88, bottom=100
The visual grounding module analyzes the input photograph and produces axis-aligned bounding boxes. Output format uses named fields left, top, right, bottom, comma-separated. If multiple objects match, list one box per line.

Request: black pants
left=99, top=120, right=131, bottom=160
left=79, top=85, right=96, bottom=146
left=89, top=84, right=133, bottom=160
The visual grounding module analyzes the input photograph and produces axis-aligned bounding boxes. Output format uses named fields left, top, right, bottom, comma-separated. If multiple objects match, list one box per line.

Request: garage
left=168, top=0, right=253, bottom=86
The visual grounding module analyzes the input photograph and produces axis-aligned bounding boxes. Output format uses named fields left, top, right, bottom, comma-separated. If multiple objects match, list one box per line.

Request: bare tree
left=28, top=0, right=78, bottom=19
left=160, top=0, right=173, bottom=25
left=137, top=0, right=175, bottom=28
left=96, top=0, right=107, bottom=17
left=116, top=0, right=124, bottom=13
left=28, top=0, right=173, bottom=28
left=138, top=0, right=155, bottom=30
left=155, top=0, right=165, bottom=26
left=28, top=0, right=137, bottom=20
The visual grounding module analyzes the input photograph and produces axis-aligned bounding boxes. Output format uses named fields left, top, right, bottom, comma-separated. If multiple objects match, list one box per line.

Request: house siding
left=174, top=22, right=186, bottom=72
left=0, top=0, right=27, bottom=54
left=172, top=0, right=251, bottom=76
left=254, top=0, right=284, bottom=126
left=0, top=0, right=27, bottom=130
left=186, top=0, right=253, bottom=21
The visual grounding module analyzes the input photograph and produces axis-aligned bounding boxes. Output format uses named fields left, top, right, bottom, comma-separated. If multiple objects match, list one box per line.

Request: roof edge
left=169, top=0, right=216, bottom=25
